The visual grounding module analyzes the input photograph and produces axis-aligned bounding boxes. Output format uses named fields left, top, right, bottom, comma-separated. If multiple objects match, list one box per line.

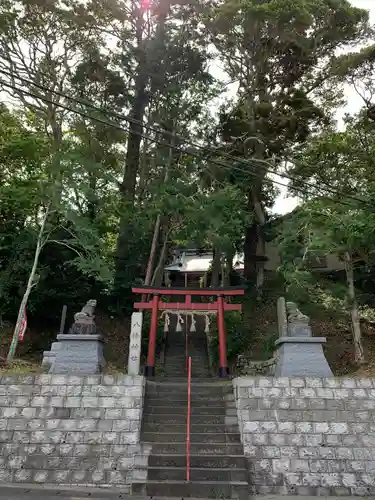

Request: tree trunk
left=344, top=251, right=365, bottom=364
left=244, top=221, right=258, bottom=282
left=114, top=69, right=149, bottom=290
left=224, top=247, right=235, bottom=287
left=252, top=189, right=266, bottom=297
left=114, top=9, right=169, bottom=295
left=138, top=101, right=155, bottom=201
left=120, top=69, right=148, bottom=202
left=7, top=205, right=50, bottom=363
left=144, top=215, right=162, bottom=286
left=256, top=235, right=265, bottom=293
left=114, top=85, right=148, bottom=292
left=243, top=184, right=267, bottom=297
left=113, top=7, right=150, bottom=295
left=88, top=172, right=98, bottom=222
left=143, top=128, right=175, bottom=288
left=243, top=85, right=267, bottom=292
left=211, top=248, right=221, bottom=288
left=151, top=226, right=170, bottom=287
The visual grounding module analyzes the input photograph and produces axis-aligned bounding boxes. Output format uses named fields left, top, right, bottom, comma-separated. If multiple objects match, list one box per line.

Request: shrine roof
left=164, top=253, right=244, bottom=273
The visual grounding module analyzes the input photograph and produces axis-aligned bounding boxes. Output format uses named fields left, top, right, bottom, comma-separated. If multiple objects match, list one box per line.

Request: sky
left=271, top=0, right=375, bottom=215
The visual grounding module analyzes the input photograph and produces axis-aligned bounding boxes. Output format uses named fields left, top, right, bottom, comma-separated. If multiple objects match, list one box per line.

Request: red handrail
left=185, top=314, right=189, bottom=373
left=186, top=356, right=192, bottom=482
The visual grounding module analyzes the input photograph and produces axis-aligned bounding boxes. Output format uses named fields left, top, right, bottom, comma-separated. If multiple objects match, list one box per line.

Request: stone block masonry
left=234, top=376, right=375, bottom=497
left=0, top=374, right=146, bottom=492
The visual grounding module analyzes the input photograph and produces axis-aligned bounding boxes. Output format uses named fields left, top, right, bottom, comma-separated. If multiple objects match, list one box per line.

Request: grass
left=0, top=359, right=43, bottom=375
left=102, top=362, right=127, bottom=375
left=0, top=317, right=131, bottom=376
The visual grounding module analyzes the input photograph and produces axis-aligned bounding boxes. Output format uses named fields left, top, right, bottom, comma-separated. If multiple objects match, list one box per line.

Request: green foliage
left=283, top=111, right=375, bottom=266
left=179, top=185, right=250, bottom=251
left=277, top=109, right=375, bottom=362
left=210, top=312, right=247, bottom=364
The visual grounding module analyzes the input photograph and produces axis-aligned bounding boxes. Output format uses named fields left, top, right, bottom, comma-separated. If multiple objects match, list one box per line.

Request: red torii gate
left=132, top=286, right=245, bottom=378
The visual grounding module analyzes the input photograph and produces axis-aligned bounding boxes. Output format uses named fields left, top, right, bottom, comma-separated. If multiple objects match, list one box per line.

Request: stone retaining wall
left=233, top=376, right=375, bottom=497
left=0, top=374, right=145, bottom=492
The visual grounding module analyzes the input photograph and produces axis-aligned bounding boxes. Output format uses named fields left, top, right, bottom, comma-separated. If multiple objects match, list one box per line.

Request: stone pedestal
left=49, top=334, right=105, bottom=374
left=274, top=301, right=333, bottom=377
left=274, top=337, right=333, bottom=377
left=41, top=341, right=61, bottom=371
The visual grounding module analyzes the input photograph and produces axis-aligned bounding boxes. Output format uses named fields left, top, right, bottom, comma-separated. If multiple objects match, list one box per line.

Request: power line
left=0, top=76, right=292, bottom=194
left=0, top=68, right=368, bottom=207
left=0, top=76, right=366, bottom=208
left=0, top=76, right=364, bottom=207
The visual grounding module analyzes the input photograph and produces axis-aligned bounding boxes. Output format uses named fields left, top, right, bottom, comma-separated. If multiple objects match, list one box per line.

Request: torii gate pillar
left=145, top=293, right=159, bottom=376
left=217, top=294, right=229, bottom=377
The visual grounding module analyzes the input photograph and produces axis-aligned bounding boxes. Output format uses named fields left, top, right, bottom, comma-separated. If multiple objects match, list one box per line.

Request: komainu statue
left=74, top=299, right=97, bottom=322
left=286, top=301, right=309, bottom=324
left=69, top=299, right=97, bottom=335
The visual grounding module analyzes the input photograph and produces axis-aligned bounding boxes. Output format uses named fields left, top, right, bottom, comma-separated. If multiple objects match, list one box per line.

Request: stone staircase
left=133, top=317, right=251, bottom=498
left=133, top=380, right=250, bottom=498
left=163, top=315, right=211, bottom=378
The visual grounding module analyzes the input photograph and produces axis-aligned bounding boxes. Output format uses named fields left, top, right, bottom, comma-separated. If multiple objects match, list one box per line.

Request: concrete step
left=143, top=406, right=237, bottom=416
left=146, top=391, right=233, bottom=398
left=164, top=365, right=209, bottom=371
left=147, top=454, right=247, bottom=469
left=145, top=385, right=233, bottom=394
left=147, top=378, right=231, bottom=385
left=164, top=362, right=208, bottom=366
left=144, top=398, right=235, bottom=407
left=146, top=467, right=248, bottom=482
left=167, top=346, right=207, bottom=351
left=163, top=368, right=210, bottom=374
left=165, top=350, right=206, bottom=354
left=168, top=338, right=207, bottom=344
left=142, top=414, right=236, bottom=425
left=164, top=366, right=208, bottom=372
left=166, top=350, right=207, bottom=355
left=132, top=480, right=250, bottom=499
left=165, top=358, right=208, bottom=363
left=165, top=356, right=208, bottom=360
left=149, top=443, right=244, bottom=455
left=148, top=393, right=234, bottom=402
left=141, top=432, right=241, bottom=444
left=161, top=370, right=211, bottom=375
left=167, top=346, right=207, bottom=350
left=163, top=365, right=209, bottom=371
left=166, top=355, right=207, bottom=359
left=145, top=392, right=234, bottom=399
left=142, top=423, right=239, bottom=434
left=164, top=365, right=209, bottom=372
left=146, top=379, right=231, bottom=385
left=162, top=373, right=211, bottom=378
left=166, top=353, right=208, bottom=357
left=166, top=353, right=208, bottom=358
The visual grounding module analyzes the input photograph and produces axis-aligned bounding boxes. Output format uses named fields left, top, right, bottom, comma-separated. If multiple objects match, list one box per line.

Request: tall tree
left=0, top=0, right=102, bottom=219
left=206, top=0, right=370, bottom=292
left=109, top=0, right=215, bottom=294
